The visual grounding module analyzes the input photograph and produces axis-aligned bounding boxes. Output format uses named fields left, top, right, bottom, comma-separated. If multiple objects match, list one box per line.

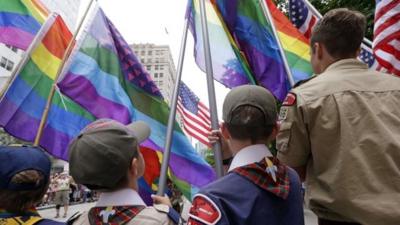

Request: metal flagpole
left=259, top=0, right=295, bottom=87
left=157, top=18, right=190, bottom=196
left=302, top=0, right=373, bottom=48
left=34, top=0, right=96, bottom=146
left=199, top=0, right=224, bottom=178
left=0, top=13, right=58, bottom=101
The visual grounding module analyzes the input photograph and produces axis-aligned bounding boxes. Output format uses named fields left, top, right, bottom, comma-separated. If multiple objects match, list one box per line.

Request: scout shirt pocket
left=277, top=122, right=293, bottom=154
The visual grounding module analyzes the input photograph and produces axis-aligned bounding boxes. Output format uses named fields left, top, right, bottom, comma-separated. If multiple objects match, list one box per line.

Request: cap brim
left=126, top=121, right=151, bottom=143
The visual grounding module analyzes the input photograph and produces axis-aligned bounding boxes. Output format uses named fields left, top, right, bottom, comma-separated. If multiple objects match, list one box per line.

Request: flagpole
left=157, top=19, right=190, bottom=196
left=34, top=0, right=96, bottom=146
left=0, top=13, right=58, bottom=101
left=302, top=0, right=373, bottom=48
left=259, top=0, right=295, bottom=87
left=199, top=0, right=224, bottom=178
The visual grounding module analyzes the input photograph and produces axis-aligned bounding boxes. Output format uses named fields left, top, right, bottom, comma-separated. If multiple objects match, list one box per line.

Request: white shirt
left=228, top=144, right=272, bottom=172
left=96, top=188, right=146, bottom=207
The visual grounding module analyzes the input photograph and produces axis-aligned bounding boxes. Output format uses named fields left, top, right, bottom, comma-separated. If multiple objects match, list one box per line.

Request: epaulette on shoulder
left=293, top=75, right=316, bottom=88
left=153, top=204, right=184, bottom=225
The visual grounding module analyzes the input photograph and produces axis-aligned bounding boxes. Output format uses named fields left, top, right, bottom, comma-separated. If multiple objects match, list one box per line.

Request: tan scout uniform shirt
left=277, top=59, right=400, bottom=225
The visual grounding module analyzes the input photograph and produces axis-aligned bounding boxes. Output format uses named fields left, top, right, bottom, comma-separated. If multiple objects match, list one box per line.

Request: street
left=39, top=202, right=318, bottom=224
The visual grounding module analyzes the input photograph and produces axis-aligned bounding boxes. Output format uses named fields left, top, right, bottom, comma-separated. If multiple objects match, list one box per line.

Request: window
left=160, top=65, right=164, bottom=70
left=156, top=50, right=160, bottom=55
left=141, top=50, right=145, bottom=55
left=154, top=73, right=158, bottom=78
left=159, top=73, right=164, bottom=78
left=6, top=44, right=17, bottom=53
left=0, top=57, right=6, bottom=68
left=147, top=58, right=152, bottom=63
left=6, top=60, right=14, bottom=71
left=140, top=58, right=144, bottom=63
left=155, top=65, right=159, bottom=70
left=146, top=65, right=151, bottom=70
left=148, top=50, right=152, bottom=55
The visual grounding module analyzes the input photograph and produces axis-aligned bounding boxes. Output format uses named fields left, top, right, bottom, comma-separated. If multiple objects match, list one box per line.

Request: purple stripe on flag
left=142, top=139, right=216, bottom=187
left=59, top=73, right=132, bottom=124
left=0, top=27, right=34, bottom=50
left=241, top=41, right=288, bottom=100
left=0, top=97, right=74, bottom=160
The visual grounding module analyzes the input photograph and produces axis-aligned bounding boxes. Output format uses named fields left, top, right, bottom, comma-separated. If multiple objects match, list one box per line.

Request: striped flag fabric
left=214, top=0, right=313, bottom=100
left=177, top=82, right=211, bottom=147
left=186, top=0, right=255, bottom=89
left=288, top=0, right=379, bottom=69
left=0, top=15, right=90, bottom=160
left=373, top=0, right=400, bottom=76
left=58, top=7, right=216, bottom=201
left=288, top=0, right=317, bottom=39
left=0, top=0, right=49, bottom=50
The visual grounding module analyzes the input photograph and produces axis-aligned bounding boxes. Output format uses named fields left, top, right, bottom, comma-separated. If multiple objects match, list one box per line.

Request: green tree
left=273, top=0, right=375, bottom=40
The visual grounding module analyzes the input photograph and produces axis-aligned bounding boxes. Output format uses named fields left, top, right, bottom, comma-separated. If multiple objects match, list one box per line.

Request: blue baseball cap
left=0, top=146, right=51, bottom=191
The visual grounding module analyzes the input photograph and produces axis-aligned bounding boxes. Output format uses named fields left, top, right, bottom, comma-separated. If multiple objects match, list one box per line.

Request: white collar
left=96, top=188, right=146, bottom=207
left=228, top=144, right=272, bottom=172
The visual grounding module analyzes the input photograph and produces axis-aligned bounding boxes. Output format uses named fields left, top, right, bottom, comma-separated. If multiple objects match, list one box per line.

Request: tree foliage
left=273, top=0, right=375, bottom=40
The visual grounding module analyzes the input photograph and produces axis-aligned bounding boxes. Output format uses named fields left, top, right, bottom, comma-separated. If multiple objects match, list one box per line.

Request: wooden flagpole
left=34, top=0, right=96, bottom=146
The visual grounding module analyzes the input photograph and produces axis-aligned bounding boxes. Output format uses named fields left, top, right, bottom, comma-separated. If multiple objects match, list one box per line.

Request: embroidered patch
left=282, top=93, right=296, bottom=106
left=188, top=194, right=221, bottom=225
left=279, top=107, right=288, bottom=121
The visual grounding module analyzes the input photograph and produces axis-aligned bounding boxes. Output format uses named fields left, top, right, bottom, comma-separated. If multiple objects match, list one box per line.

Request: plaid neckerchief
left=88, top=205, right=145, bottom=225
left=0, top=208, right=42, bottom=225
left=232, top=157, right=290, bottom=199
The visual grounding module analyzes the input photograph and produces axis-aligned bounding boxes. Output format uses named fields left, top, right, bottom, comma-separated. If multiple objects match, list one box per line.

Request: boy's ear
left=129, top=158, right=139, bottom=177
left=268, top=122, right=280, bottom=142
left=221, top=123, right=231, bottom=140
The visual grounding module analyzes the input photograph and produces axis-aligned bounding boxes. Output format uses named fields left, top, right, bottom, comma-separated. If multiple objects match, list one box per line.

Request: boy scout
left=188, top=85, right=304, bottom=225
left=277, top=8, right=400, bottom=225
left=68, top=119, right=182, bottom=225
left=0, top=146, right=64, bottom=225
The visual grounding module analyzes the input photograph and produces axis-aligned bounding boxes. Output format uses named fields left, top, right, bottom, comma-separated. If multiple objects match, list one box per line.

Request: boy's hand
left=151, top=194, right=172, bottom=207
left=208, top=129, right=232, bottom=159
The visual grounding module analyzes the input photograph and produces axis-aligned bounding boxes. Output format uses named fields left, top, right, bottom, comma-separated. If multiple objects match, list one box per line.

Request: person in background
left=53, top=172, right=74, bottom=218
left=0, top=145, right=64, bottom=225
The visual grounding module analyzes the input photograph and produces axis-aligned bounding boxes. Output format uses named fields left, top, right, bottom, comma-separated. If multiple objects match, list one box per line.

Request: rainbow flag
left=58, top=8, right=216, bottom=200
left=0, top=15, right=95, bottom=160
left=187, top=0, right=255, bottom=88
left=0, top=0, right=48, bottom=50
left=214, top=0, right=313, bottom=100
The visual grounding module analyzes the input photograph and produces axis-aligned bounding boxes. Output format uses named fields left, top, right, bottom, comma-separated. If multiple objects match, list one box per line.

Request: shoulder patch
left=282, top=93, right=296, bottom=106
left=188, top=194, right=221, bottom=225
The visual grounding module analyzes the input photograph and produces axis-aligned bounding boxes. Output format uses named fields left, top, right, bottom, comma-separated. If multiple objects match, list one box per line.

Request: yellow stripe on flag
left=278, top=31, right=311, bottom=62
left=31, top=43, right=62, bottom=80
left=21, top=0, right=48, bottom=24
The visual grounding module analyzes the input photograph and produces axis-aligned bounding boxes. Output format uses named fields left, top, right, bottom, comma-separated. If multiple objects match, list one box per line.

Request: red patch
left=188, top=194, right=221, bottom=225
left=282, top=93, right=296, bottom=106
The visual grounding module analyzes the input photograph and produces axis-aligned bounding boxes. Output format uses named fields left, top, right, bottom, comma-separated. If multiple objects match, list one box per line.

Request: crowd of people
left=0, top=8, right=399, bottom=225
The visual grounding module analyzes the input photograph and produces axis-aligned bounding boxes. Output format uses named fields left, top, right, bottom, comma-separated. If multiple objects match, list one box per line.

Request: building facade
left=130, top=43, right=177, bottom=104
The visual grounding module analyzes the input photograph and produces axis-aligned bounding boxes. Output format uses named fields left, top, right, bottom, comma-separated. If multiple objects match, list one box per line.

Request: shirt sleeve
left=276, top=92, right=311, bottom=167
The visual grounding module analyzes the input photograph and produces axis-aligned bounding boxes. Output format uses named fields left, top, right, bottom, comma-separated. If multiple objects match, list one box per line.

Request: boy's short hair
left=68, top=119, right=150, bottom=191
left=311, top=8, right=366, bottom=59
left=0, top=146, right=51, bottom=212
left=223, top=85, right=277, bottom=143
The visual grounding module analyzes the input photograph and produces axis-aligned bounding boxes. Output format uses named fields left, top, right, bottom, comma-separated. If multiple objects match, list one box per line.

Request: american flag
left=288, top=0, right=317, bottom=39
left=177, top=82, right=211, bottom=146
left=288, top=0, right=379, bottom=69
left=373, top=0, right=400, bottom=76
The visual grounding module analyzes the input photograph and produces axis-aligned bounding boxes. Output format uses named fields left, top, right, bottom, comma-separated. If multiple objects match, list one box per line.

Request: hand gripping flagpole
left=260, top=0, right=295, bottom=87
left=302, top=0, right=373, bottom=48
left=199, top=0, right=224, bottom=178
left=0, top=13, right=58, bottom=101
left=34, top=0, right=96, bottom=146
left=157, top=18, right=190, bottom=196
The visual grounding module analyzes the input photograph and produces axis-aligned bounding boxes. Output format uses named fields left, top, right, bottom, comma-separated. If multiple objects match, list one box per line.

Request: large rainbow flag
left=58, top=7, right=216, bottom=201
left=213, top=0, right=313, bottom=100
left=186, top=0, right=255, bottom=88
left=0, top=15, right=95, bottom=159
left=0, top=0, right=48, bottom=50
